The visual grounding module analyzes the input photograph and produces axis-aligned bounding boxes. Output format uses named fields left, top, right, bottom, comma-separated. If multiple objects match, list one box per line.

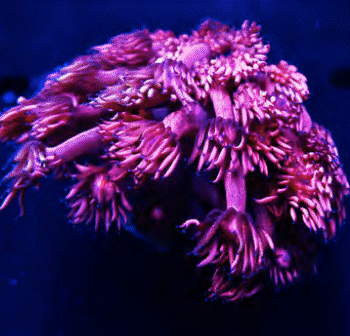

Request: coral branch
left=224, top=170, right=246, bottom=211
left=47, top=126, right=104, bottom=162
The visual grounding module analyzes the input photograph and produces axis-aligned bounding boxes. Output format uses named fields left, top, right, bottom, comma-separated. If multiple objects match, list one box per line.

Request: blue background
left=0, top=1, right=349, bottom=335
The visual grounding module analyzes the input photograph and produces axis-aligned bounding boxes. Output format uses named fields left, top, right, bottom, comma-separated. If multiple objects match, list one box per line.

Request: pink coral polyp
left=0, top=20, right=348, bottom=302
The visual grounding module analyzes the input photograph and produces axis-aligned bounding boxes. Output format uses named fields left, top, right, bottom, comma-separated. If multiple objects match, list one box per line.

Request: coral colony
left=0, top=20, right=348, bottom=301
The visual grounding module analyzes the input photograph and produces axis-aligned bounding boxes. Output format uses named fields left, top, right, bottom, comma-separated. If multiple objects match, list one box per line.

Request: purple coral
left=0, top=20, right=348, bottom=301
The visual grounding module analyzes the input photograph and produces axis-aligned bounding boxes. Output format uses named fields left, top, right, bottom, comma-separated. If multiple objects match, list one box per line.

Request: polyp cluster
left=0, top=20, right=348, bottom=301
